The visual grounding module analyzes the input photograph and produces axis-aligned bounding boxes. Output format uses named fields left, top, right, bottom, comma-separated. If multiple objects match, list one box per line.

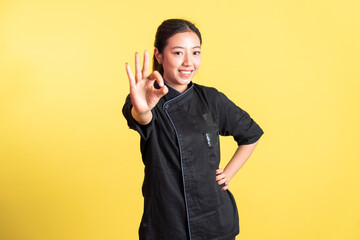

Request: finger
left=215, top=173, right=226, bottom=181
left=222, top=184, right=229, bottom=191
left=150, top=70, right=164, bottom=87
left=216, top=168, right=223, bottom=174
left=154, top=85, right=168, bottom=99
left=125, top=63, right=136, bottom=89
left=135, top=52, right=142, bottom=82
left=142, top=50, right=149, bottom=78
left=217, top=178, right=227, bottom=185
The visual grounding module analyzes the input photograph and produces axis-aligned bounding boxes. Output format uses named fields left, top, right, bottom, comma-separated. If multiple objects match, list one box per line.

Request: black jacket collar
left=163, top=81, right=194, bottom=102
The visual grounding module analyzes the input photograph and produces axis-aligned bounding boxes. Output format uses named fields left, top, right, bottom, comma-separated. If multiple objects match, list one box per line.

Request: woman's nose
left=182, top=52, right=192, bottom=66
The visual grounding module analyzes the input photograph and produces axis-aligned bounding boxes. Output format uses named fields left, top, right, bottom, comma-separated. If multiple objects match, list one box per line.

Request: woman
left=123, top=19, right=264, bottom=240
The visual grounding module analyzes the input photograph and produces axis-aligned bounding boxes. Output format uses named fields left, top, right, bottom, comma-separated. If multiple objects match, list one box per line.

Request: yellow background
left=1, top=0, right=359, bottom=239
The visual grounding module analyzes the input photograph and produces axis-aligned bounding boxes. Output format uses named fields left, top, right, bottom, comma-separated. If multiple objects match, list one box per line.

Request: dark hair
left=153, top=19, right=202, bottom=75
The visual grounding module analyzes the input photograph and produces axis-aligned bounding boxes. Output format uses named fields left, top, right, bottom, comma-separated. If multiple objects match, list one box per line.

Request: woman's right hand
left=125, top=51, right=168, bottom=124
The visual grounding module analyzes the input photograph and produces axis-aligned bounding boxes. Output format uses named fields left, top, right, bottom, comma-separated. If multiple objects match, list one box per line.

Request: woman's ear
left=154, top=48, right=162, bottom=64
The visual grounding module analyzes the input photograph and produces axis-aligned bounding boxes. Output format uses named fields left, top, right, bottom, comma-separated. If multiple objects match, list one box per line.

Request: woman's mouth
left=178, top=70, right=192, bottom=77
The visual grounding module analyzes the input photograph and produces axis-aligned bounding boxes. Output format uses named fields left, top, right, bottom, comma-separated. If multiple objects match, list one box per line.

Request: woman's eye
left=174, top=52, right=183, bottom=55
left=194, top=51, right=201, bottom=55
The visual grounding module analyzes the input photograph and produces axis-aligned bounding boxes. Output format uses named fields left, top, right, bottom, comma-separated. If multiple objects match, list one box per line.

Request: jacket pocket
left=195, top=129, right=221, bottom=213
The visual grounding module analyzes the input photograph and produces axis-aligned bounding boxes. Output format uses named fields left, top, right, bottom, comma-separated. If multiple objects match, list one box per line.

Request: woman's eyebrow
left=171, top=46, right=201, bottom=49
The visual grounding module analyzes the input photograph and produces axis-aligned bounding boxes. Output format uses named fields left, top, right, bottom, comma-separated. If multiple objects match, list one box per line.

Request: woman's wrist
left=131, top=107, right=152, bottom=125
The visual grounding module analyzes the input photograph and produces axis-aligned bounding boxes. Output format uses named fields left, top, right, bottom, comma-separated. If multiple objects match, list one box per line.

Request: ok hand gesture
left=126, top=51, right=168, bottom=124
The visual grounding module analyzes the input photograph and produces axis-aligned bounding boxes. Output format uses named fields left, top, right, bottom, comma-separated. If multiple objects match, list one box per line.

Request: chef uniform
left=122, top=82, right=264, bottom=240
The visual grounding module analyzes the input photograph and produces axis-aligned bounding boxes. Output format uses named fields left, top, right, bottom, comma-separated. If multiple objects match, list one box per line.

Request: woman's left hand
left=216, top=168, right=229, bottom=191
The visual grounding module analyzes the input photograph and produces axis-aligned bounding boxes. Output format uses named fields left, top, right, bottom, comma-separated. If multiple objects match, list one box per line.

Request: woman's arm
left=216, top=140, right=259, bottom=190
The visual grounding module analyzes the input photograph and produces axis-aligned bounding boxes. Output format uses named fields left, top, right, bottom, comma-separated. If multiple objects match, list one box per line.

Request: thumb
left=154, top=85, right=168, bottom=98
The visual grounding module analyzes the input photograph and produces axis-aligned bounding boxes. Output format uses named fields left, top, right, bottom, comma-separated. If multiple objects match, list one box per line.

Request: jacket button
left=164, top=104, right=169, bottom=110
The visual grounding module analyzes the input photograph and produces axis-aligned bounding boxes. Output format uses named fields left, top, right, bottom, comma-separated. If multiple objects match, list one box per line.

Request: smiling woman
left=122, top=19, right=264, bottom=240
left=154, top=31, right=201, bottom=93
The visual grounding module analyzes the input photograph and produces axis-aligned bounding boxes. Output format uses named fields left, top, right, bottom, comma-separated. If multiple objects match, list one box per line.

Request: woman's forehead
left=166, top=31, right=201, bottom=48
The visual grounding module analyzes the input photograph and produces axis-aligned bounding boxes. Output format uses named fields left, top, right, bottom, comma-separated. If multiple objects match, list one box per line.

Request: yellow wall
left=1, top=0, right=359, bottom=239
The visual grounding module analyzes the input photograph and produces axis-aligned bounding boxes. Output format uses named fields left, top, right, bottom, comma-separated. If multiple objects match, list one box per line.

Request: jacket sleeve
left=122, top=94, right=155, bottom=140
left=216, top=92, right=264, bottom=145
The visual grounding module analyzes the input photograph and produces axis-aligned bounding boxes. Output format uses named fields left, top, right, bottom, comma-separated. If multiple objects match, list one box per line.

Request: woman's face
left=155, top=31, right=201, bottom=93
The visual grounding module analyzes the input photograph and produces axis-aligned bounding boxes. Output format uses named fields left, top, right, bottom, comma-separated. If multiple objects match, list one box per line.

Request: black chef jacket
left=122, top=82, right=264, bottom=240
